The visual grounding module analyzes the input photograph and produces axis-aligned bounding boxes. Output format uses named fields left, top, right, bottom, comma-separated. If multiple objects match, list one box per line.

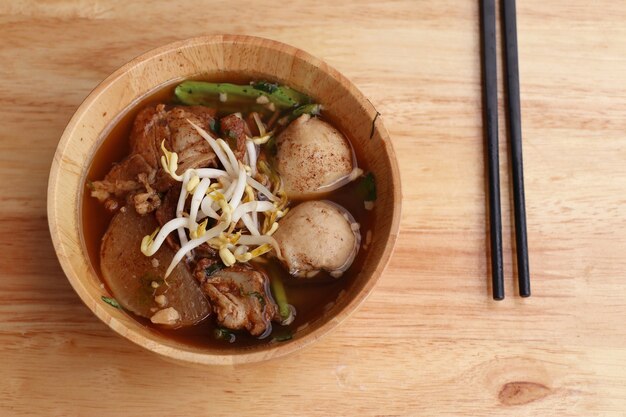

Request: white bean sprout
left=140, top=121, right=286, bottom=277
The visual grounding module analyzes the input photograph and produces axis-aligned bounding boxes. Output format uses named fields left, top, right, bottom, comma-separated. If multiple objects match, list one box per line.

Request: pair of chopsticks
left=480, top=0, right=530, bottom=300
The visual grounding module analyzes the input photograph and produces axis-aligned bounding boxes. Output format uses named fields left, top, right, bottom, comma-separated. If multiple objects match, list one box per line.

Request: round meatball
left=273, top=200, right=361, bottom=278
left=276, top=115, right=355, bottom=198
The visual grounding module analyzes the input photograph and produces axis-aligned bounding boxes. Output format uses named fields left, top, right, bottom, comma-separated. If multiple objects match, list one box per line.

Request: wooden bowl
left=48, top=35, right=401, bottom=365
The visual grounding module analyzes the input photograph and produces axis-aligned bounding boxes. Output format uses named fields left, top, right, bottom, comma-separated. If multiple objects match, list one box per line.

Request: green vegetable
left=291, top=103, right=322, bottom=120
left=270, top=274, right=290, bottom=320
left=101, top=296, right=121, bottom=309
left=265, top=136, right=277, bottom=156
left=175, top=81, right=262, bottom=104
left=214, top=327, right=236, bottom=343
left=248, top=291, right=266, bottom=308
left=208, top=118, right=219, bottom=133
left=223, top=129, right=239, bottom=150
left=175, top=81, right=310, bottom=109
left=204, top=262, right=223, bottom=277
left=272, top=330, right=293, bottom=342
left=128, top=272, right=164, bottom=308
left=360, top=172, right=377, bottom=201
left=251, top=81, right=279, bottom=94
left=225, top=129, right=238, bottom=140
left=254, top=81, right=311, bottom=108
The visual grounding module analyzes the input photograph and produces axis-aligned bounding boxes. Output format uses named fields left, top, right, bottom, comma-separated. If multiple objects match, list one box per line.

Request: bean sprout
left=140, top=120, right=288, bottom=277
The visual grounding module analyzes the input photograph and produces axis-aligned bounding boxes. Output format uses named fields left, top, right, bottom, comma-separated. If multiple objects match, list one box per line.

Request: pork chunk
left=220, top=113, right=250, bottom=161
left=194, top=263, right=278, bottom=337
left=91, top=104, right=218, bottom=211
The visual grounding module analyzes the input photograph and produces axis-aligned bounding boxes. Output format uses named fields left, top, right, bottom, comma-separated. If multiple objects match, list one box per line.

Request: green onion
left=208, top=118, right=219, bottom=133
left=251, top=81, right=279, bottom=94
left=291, top=103, right=322, bottom=120
left=204, top=262, right=224, bottom=277
left=101, top=296, right=120, bottom=309
left=272, top=330, right=293, bottom=342
left=214, top=328, right=236, bottom=343
left=270, top=274, right=290, bottom=320
left=265, top=136, right=277, bottom=156
left=248, top=291, right=266, bottom=308
left=360, top=172, right=377, bottom=201
left=175, top=81, right=311, bottom=109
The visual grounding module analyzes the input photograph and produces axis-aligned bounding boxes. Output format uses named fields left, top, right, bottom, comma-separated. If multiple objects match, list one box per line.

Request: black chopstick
left=503, top=0, right=530, bottom=297
left=480, top=0, right=505, bottom=300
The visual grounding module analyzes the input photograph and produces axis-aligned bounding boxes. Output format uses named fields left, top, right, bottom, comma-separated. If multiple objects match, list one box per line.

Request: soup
left=83, top=78, right=376, bottom=348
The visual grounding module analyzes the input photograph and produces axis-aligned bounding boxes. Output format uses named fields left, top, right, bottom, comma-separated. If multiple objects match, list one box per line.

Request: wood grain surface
left=1, top=1, right=625, bottom=416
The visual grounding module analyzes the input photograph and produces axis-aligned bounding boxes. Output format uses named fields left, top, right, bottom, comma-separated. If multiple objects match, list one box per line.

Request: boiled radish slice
left=100, top=207, right=210, bottom=327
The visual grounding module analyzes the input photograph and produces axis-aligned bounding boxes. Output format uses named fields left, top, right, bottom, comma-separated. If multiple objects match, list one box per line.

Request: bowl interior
left=48, top=35, right=401, bottom=365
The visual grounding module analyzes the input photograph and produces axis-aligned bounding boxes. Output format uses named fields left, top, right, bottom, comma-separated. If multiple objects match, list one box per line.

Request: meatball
left=276, top=115, right=356, bottom=198
left=273, top=200, right=361, bottom=278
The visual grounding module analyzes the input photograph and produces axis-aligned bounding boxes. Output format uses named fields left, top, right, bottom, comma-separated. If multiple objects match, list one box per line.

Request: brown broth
left=82, top=79, right=375, bottom=349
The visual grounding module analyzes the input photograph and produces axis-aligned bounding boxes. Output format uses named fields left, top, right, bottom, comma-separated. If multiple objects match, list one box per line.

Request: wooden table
left=1, top=1, right=625, bottom=415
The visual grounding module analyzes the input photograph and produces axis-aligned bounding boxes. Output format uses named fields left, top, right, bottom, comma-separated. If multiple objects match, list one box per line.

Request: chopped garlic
left=363, top=230, right=372, bottom=250
left=151, top=281, right=160, bottom=289
left=255, top=95, right=270, bottom=104
left=219, top=92, right=227, bottom=102
left=150, top=307, right=180, bottom=325
left=330, top=270, right=343, bottom=278
left=305, top=270, right=320, bottom=278
left=349, top=167, right=364, bottom=181
left=151, top=258, right=159, bottom=268
left=155, top=294, right=167, bottom=307
left=364, top=201, right=375, bottom=210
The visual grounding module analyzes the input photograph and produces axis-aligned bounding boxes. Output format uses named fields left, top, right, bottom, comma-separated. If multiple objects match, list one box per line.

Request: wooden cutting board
left=1, top=1, right=625, bottom=415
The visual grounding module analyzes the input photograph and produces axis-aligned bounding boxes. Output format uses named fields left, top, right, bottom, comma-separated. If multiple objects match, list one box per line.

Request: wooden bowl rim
left=47, top=34, right=402, bottom=365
